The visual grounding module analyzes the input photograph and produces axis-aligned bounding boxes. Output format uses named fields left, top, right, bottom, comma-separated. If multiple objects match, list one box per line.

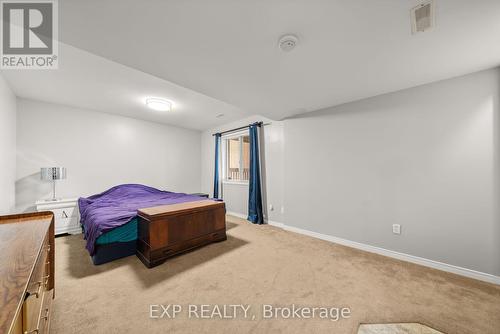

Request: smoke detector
left=278, top=34, right=298, bottom=52
left=411, top=1, right=435, bottom=34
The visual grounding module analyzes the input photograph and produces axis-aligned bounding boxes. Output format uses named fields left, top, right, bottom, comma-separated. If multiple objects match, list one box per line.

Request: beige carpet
left=51, top=215, right=500, bottom=334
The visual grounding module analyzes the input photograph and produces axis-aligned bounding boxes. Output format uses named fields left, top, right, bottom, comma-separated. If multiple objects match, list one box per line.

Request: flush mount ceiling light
left=146, top=97, right=172, bottom=111
left=278, top=34, right=299, bottom=52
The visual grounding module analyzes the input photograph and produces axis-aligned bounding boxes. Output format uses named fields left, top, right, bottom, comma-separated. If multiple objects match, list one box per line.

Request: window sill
left=222, top=180, right=249, bottom=186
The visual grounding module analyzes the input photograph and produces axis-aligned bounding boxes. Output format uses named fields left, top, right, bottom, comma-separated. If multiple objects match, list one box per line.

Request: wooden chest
left=136, top=200, right=226, bottom=268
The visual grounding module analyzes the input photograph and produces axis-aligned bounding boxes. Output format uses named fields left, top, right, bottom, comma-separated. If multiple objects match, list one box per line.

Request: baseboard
left=226, top=211, right=247, bottom=220
left=266, top=220, right=285, bottom=228
left=226, top=212, right=284, bottom=228
left=281, top=224, right=500, bottom=285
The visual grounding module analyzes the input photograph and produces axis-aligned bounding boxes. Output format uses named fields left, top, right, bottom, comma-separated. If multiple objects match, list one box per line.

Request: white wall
left=284, top=68, right=500, bottom=276
left=201, top=115, right=284, bottom=223
left=16, top=99, right=201, bottom=212
left=0, top=74, right=17, bottom=214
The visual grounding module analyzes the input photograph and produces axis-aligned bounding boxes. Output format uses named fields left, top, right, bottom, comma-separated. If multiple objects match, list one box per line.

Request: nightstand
left=36, top=198, right=81, bottom=235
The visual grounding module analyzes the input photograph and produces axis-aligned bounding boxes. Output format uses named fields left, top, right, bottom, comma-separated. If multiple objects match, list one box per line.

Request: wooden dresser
left=0, top=212, right=55, bottom=334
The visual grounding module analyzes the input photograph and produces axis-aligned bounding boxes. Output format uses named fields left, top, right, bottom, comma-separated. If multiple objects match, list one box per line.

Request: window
left=223, top=133, right=250, bottom=182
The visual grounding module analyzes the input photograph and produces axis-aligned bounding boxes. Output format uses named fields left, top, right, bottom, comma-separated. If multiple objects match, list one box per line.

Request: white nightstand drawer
left=36, top=198, right=81, bottom=235
left=55, top=217, right=80, bottom=234
left=51, top=207, right=78, bottom=219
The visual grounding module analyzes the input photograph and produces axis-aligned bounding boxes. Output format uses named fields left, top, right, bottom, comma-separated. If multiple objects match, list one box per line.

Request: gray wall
left=16, top=99, right=201, bottom=212
left=0, top=74, right=16, bottom=214
left=284, top=68, right=500, bottom=276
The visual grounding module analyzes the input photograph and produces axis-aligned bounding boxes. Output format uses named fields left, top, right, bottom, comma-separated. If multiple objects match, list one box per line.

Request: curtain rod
left=212, top=121, right=268, bottom=136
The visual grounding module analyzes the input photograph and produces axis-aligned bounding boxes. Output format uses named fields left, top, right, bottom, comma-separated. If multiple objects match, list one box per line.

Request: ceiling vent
left=411, top=1, right=434, bottom=34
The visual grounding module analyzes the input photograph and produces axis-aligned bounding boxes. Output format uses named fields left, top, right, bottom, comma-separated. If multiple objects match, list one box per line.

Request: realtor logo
left=1, top=0, right=58, bottom=69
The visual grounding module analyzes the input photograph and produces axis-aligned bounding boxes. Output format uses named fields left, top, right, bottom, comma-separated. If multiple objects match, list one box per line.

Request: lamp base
left=44, top=198, right=61, bottom=202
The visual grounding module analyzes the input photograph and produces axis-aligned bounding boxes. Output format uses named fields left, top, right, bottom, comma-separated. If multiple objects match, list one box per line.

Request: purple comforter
left=79, top=184, right=206, bottom=255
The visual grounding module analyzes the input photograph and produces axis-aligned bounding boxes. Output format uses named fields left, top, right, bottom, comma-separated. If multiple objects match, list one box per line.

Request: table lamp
left=41, top=167, right=66, bottom=201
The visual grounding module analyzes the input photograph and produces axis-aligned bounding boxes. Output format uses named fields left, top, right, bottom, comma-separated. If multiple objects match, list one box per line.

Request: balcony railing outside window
left=224, top=134, right=250, bottom=182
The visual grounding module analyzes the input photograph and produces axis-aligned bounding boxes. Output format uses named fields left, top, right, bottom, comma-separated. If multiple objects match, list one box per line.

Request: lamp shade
left=41, top=167, right=66, bottom=181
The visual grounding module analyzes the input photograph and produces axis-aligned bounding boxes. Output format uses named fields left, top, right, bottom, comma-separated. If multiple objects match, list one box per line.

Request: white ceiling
left=1, top=43, right=246, bottom=130
left=3, top=0, right=500, bottom=129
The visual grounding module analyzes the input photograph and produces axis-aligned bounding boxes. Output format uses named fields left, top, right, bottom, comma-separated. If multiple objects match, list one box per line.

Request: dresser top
left=0, top=212, right=53, bottom=334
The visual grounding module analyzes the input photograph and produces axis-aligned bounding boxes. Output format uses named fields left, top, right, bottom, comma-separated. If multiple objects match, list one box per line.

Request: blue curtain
left=248, top=123, right=264, bottom=224
left=213, top=133, right=221, bottom=198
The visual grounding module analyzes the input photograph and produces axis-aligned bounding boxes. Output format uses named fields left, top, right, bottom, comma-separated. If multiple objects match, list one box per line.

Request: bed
left=79, top=184, right=225, bottom=265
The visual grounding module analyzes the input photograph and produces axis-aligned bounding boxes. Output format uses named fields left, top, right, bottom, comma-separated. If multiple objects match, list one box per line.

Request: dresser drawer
left=23, top=289, right=53, bottom=334
left=38, top=289, right=53, bottom=334
left=27, top=237, right=50, bottom=295
left=23, top=291, right=43, bottom=334
left=24, top=237, right=50, bottom=333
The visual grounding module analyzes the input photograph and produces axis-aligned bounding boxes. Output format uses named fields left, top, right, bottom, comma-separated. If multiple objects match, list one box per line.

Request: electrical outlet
left=392, top=224, right=401, bottom=235
left=269, top=204, right=274, bottom=211
left=281, top=206, right=285, bottom=214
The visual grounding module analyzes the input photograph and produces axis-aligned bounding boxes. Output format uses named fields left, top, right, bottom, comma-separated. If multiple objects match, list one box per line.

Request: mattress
left=96, top=217, right=138, bottom=245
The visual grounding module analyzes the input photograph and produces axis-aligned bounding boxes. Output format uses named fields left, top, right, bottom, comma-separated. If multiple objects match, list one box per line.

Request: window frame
left=221, top=130, right=250, bottom=185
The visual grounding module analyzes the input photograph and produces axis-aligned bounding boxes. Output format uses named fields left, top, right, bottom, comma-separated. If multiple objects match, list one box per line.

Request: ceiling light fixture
left=146, top=97, right=172, bottom=111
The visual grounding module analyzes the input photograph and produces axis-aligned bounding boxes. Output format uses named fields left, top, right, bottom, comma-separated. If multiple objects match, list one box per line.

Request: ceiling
left=3, top=0, right=500, bottom=129
left=1, top=43, right=245, bottom=130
